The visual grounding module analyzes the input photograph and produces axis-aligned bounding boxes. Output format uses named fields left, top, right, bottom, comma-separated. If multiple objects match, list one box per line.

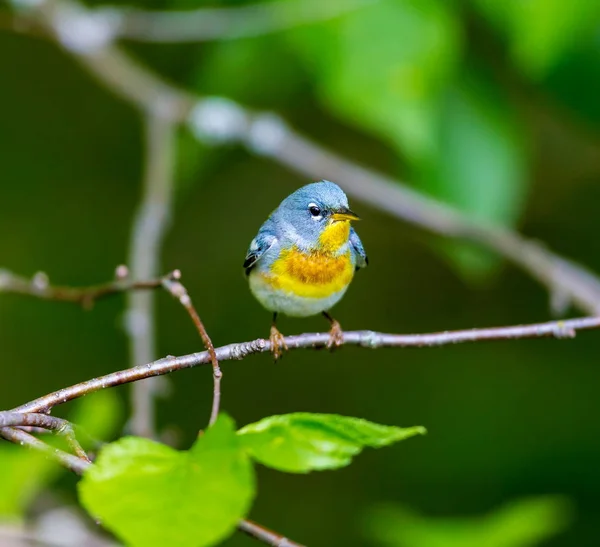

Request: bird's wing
left=243, top=223, right=278, bottom=275
left=350, top=227, right=368, bottom=270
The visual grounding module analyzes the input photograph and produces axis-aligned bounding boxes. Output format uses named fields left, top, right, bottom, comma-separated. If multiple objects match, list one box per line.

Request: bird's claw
left=326, top=319, right=344, bottom=350
left=269, top=325, right=288, bottom=361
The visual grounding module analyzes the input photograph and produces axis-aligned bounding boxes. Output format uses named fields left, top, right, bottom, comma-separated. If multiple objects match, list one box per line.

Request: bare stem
left=162, top=273, right=222, bottom=426
left=0, top=412, right=90, bottom=462
left=238, top=519, right=306, bottom=547
left=0, top=267, right=161, bottom=309
left=126, top=112, right=176, bottom=438
left=10, top=315, right=599, bottom=416
left=0, top=267, right=220, bottom=425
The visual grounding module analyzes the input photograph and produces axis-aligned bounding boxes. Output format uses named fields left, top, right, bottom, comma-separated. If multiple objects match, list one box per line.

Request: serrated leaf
left=238, top=413, right=425, bottom=473
left=365, top=496, right=573, bottom=547
left=78, top=414, right=255, bottom=547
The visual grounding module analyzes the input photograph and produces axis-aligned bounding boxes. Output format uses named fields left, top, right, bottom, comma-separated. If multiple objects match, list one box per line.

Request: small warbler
left=244, top=181, right=368, bottom=359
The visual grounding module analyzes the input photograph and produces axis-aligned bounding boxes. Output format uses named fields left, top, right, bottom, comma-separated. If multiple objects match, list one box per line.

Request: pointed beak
left=331, top=207, right=360, bottom=222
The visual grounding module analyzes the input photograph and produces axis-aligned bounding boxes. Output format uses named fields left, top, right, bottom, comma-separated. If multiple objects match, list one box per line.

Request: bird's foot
left=326, top=319, right=344, bottom=350
left=269, top=324, right=288, bottom=361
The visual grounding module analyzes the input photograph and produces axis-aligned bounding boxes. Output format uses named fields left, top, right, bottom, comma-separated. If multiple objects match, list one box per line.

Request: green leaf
left=289, top=0, right=462, bottom=163
left=417, top=70, right=528, bottom=278
left=78, top=414, right=255, bottom=547
left=365, top=497, right=573, bottom=547
left=238, top=413, right=425, bottom=473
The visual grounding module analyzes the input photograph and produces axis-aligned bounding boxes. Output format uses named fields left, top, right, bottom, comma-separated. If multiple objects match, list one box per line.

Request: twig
left=125, top=111, right=176, bottom=438
left=0, top=422, right=304, bottom=546
left=11, top=315, right=599, bottom=415
left=0, top=267, right=220, bottom=425
left=110, top=0, right=374, bottom=43
left=16, top=0, right=600, bottom=316
left=238, top=519, right=306, bottom=547
left=0, top=266, right=161, bottom=309
left=162, top=272, right=222, bottom=427
left=0, top=412, right=90, bottom=462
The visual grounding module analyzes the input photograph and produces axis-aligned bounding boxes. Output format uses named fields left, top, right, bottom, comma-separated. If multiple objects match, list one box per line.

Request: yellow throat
left=318, top=220, right=351, bottom=253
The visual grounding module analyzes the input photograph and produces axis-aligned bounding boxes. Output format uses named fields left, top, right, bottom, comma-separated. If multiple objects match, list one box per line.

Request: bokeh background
left=1, top=0, right=600, bottom=545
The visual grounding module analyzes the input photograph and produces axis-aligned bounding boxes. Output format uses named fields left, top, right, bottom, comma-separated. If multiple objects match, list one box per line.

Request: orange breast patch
left=263, top=247, right=354, bottom=299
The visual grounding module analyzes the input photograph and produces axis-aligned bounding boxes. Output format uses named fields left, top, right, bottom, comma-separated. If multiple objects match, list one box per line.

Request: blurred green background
left=1, top=0, right=600, bottom=545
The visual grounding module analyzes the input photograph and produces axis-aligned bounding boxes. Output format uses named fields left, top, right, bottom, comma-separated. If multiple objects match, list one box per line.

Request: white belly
left=249, top=271, right=348, bottom=317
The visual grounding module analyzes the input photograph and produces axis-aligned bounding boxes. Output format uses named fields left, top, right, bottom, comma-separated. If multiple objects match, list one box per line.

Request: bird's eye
left=308, top=204, right=321, bottom=218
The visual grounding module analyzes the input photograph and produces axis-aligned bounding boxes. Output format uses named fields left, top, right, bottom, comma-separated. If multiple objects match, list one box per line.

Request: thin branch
left=0, top=266, right=162, bottom=309
left=18, top=1, right=600, bottom=315
left=125, top=111, right=176, bottom=438
left=162, top=273, right=222, bottom=427
left=0, top=412, right=69, bottom=430
left=110, top=0, right=374, bottom=43
left=0, top=267, right=220, bottom=423
left=0, top=412, right=90, bottom=462
left=11, top=315, right=600, bottom=416
left=238, top=519, right=306, bottom=547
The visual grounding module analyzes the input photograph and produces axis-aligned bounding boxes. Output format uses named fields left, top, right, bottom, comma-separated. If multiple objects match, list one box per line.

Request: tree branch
left=0, top=266, right=162, bottom=308
left=238, top=519, right=306, bottom=547
left=0, top=267, right=221, bottom=426
left=0, top=412, right=90, bottom=462
left=10, top=315, right=599, bottom=416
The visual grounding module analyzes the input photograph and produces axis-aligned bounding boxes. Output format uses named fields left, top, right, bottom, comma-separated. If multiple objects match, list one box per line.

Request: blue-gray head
left=273, top=181, right=360, bottom=247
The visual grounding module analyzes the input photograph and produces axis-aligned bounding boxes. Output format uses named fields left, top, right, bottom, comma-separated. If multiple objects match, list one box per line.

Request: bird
left=243, top=180, right=368, bottom=360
